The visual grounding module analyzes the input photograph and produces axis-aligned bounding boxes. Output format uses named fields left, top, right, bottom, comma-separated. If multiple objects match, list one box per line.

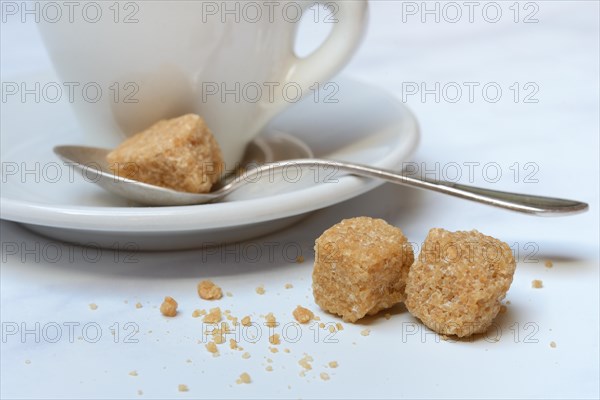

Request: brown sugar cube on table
left=312, top=217, right=414, bottom=323
left=405, top=228, right=516, bottom=338
left=106, top=114, right=224, bottom=193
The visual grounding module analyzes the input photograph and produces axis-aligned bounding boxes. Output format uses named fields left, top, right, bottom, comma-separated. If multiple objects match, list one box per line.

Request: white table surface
left=1, top=1, right=598, bottom=399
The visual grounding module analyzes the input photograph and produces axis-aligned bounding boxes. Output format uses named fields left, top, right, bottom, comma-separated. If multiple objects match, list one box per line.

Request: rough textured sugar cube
left=312, top=217, right=414, bottom=322
left=106, top=114, right=224, bottom=193
left=405, top=228, right=516, bottom=337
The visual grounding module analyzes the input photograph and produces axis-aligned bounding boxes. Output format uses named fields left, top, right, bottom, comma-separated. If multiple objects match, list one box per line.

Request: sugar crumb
left=266, top=365, right=273, bottom=372
left=242, top=352, right=251, bottom=359
left=256, top=285, right=266, bottom=295
left=241, top=316, right=251, bottom=326
left=236, top=372, right=251, bottom=384
left=89, top=303, right=98, bottom=310
left=532, top=280, right=543, bottom=289
left=299, top=354, right=313, bottom=371
left=264, top=312, right=277, bottom=328
left=129, top=370, right=138, bottom=376
left=197, top=280, right=223, bottom=300
left=285, top=283, right=294, bottom=289
left=293, top=306, right=314, bottom=324
left=360, top=329, right=370, bottom=336
left=203, top=307, right=222, bottom=323
left=320, top=372, right=330, bottom=381
left=205, top=341, right=219, bottom=355
left=328, top=361, right=338, bottom=368
left=160, top=297, right=178, bottom=317
left=550, top=341, right=557, bottom=348
left=545, top=260, right=553, bottom=268
left=135, top=302, right=143, bottom=309
left=296, top=255, right=304, bottom=264
left=178, top=384, right=188, bottom=392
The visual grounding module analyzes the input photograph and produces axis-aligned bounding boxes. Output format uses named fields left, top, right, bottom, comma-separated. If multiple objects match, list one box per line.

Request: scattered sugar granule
left=269, top=334, right=281, bottom=345
left=203, top=307, right=222, bottom=323
left=230, top=339, right=238, bottom=350
left=328, top=325, right=336, bottom=333
left=269, top=347, right=279, bottom=353
left=545, top=260, right=553, bottom=268
left=160, top=297, right=178, bottom=317
left=129, top=370, right=138, bottom=377
left=284, top=348, right=291, bottom=353
left=320, top=372, right=330, bottom=381
left=242, top=352, right=251, bottom=359
left=319, top=322, right=325, bottom=329
left=285, top=283, right=294, bottom=289
left=336, top=322, right=344, bottom=331
left=293, top=306, right=314, bottom=324
left=192, top=309, right=206, bottom=318
left=135, top=302, right=143, bottom=309
left=360, top=329, right=370, bottom=336
left=205, top=341, right=219, bottom=355
left=213, top=334, right=226, bottom=345
left=550, top=341, right=557, bottom=348
left=532, top=280, right=544, bottom=289
left=256, top=285, right=266, bottom=295
left=266, top=365, right=273, bottom=372
left=89, top=303, right=98, bottom=310
left=265, top=313, right=277, bottom=328
left=178, top=384, right=188, bottom=392
left=328, top=361, right=338, bottom=368
left=241, top=316, right=251, bottom=326
left=197, top=280, right=223, bottom=300
left=299, top=354, right=313, bottom=371
left=236, top=373, right=251, bottom=384
left=296, top=255, right=304, bottom=264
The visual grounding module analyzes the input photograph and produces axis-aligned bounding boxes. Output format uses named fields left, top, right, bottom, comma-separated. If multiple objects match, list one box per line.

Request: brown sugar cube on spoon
left=106, top=114, right=224, bottom=193
left=405, top=228, right=516, bottom=338
left=312, top=217, right=414, bottom=323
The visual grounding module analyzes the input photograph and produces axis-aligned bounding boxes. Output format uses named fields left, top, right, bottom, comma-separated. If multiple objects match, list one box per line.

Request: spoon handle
left=239, top=159, right=588, bottom=216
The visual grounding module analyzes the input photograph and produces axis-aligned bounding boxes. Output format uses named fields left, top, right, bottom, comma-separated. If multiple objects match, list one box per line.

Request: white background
left=1, top=1, right=599, bottom=399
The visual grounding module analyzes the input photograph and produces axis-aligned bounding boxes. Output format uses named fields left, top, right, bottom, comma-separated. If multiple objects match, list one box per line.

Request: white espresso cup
left=38, top=0, right=368, bottom=169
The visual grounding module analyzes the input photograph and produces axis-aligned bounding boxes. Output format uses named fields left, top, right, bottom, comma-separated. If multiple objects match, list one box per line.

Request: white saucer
left=0, top=75, right=419, bottom=250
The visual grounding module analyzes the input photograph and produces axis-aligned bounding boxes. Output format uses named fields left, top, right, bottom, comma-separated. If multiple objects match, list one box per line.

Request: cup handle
left=266, top=1, right=368, bottom=117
